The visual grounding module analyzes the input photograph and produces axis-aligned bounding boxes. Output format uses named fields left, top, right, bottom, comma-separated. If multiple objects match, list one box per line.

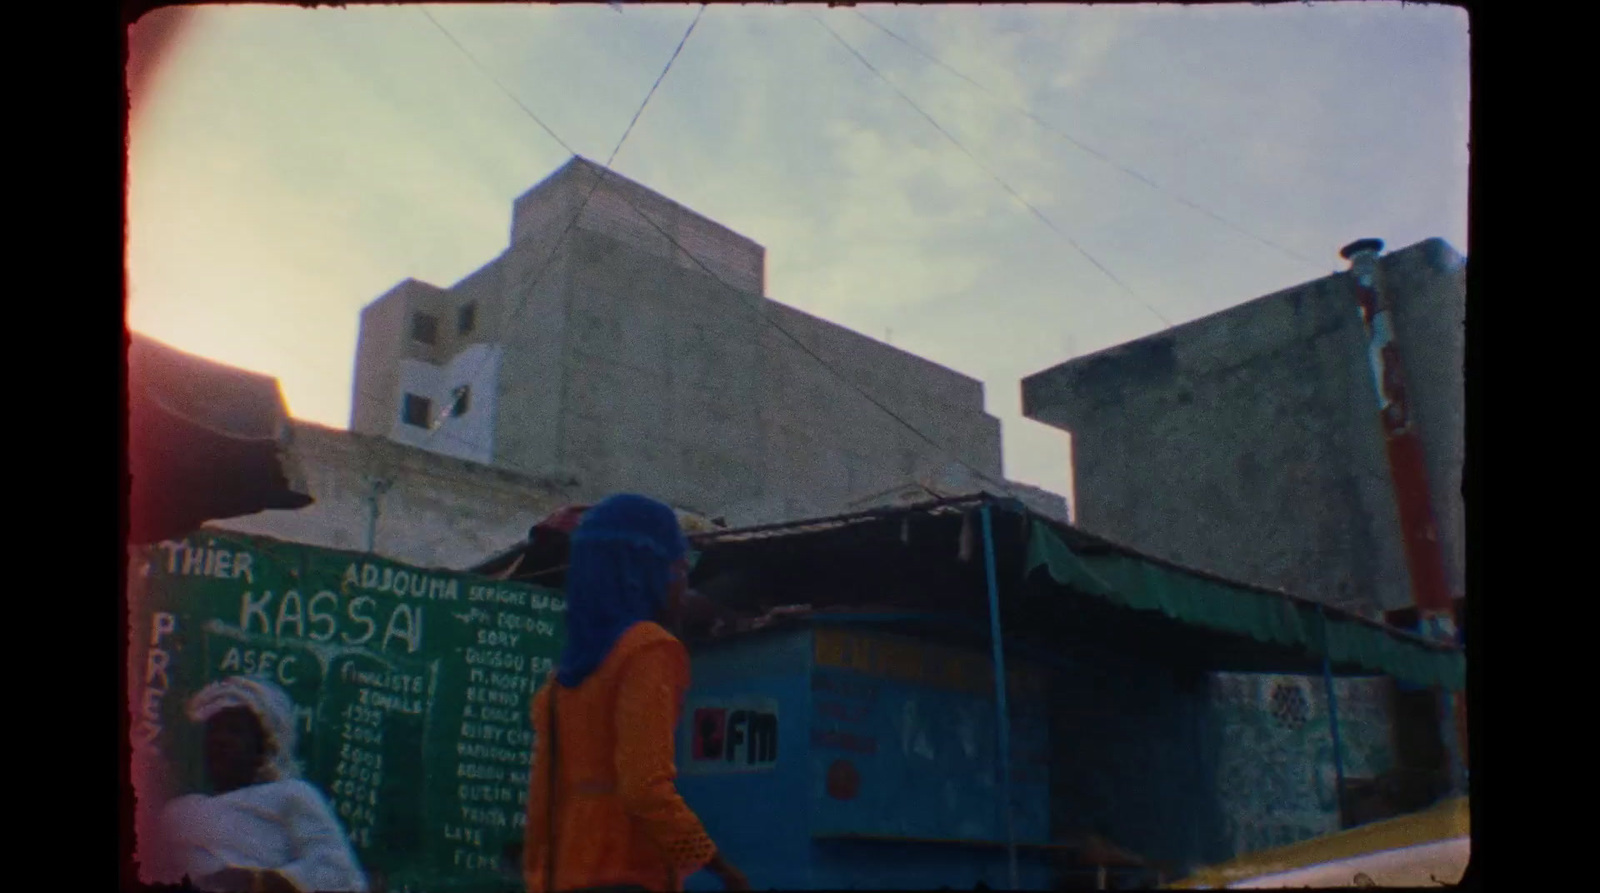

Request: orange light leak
left=126, top=7, right=195, bottom=122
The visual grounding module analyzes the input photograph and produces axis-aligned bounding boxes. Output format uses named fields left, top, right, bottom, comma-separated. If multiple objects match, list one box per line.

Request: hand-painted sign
left=825, top=759, right=861, bottom=801
left=128, top=532, right=564, bottom=893
left=684, top=698, right=779, bottom=774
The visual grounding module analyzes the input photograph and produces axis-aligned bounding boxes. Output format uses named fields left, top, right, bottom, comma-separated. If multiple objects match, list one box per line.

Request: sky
left=126, top=2, right=1469, bottom=505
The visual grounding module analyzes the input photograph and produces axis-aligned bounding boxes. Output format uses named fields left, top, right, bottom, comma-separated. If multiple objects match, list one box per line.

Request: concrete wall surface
left=1021, top=239, right=1464, bottom=613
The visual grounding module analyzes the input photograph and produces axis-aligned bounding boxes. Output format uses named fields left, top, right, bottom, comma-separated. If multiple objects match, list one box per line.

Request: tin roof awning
left=127, top=332, right=313, bottom=544
left=681, top=496, right=1464, bottom=690
left=1023, top=516, right=1464, bottom=690
left=460, top=494, right=1463, bottom=688
left=468, top=504, right=725, bottom=585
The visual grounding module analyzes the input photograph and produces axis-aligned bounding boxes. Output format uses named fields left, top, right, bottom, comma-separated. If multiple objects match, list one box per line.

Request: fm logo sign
left=684, top=698, right=779, bottom=774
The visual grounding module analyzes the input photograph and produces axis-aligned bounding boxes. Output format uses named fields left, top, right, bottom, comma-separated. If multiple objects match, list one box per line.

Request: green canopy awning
left=1024, top=521, right=1465, bottom=690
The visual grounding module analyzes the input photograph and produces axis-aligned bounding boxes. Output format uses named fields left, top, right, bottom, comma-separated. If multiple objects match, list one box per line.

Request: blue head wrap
left=556, top=494, right=688, bottom=687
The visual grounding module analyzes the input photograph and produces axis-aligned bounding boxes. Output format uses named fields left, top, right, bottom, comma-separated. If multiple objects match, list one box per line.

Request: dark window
left=450, top=385, right=470, bottom=417
left=411, top=313, right=439, bottom=345
left=458, top=303, right=477, bottom=335
left=401, top=394, right=432, bottom=428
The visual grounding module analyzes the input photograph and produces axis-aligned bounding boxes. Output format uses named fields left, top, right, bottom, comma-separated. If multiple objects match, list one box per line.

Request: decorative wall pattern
left=1208, top=673, right=1394, bottom=858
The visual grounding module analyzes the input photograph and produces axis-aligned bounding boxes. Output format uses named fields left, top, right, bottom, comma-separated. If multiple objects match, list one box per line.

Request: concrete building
left=1020, top=238, right=1465, bottom=616
left=208, top=420, right=578, bottom=570
left=351, top=156, right=1012, bottom=526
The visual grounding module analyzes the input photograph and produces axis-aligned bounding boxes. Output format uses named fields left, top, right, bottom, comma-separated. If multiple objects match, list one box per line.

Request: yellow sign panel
left=813, top=628, right=1045, bottom=697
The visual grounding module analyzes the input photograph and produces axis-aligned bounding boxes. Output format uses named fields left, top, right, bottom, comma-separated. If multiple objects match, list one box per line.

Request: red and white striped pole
left=1341, top=239, right=1456, bottom=632
left=1341, top=239, right=1465, bottom=781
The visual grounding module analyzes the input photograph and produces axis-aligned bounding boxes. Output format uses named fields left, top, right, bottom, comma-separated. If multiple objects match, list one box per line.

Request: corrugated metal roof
left=460, top=492, right=1462, bottom=681
left=691, top=494, right=1453, bottom=656
left=689, top=494, right=988, bottom=545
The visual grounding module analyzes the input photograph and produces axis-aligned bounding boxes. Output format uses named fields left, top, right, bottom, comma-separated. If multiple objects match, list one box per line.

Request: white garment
left=161, top=779, right=369, bottom=892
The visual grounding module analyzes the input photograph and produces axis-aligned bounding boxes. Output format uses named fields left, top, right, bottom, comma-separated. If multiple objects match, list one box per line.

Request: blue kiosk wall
left=677, top=629, right=815, bottom=889
left=677, top=625, right=1054, bottom=891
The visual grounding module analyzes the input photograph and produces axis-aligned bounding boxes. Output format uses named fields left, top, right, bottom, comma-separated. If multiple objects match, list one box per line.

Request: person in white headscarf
left=157, top=676, right=368, bottom=893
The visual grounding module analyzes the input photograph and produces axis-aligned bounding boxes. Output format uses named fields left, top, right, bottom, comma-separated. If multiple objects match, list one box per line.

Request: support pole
left=365, top=477, right=391, bottom=554
left=981, top=504, right=1020, bottom=889
left=1319, top=610, right=1349, bottom=829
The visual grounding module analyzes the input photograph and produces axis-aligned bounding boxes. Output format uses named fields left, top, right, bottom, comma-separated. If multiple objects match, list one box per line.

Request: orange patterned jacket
left=522, top=622, right=717, bottom=893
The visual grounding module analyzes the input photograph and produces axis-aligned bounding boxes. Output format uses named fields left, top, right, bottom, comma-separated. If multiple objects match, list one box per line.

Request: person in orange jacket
left=523, top=494, right=749, bottom=893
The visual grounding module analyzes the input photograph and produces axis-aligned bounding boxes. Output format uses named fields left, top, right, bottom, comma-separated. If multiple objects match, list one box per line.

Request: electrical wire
left=525, top=188, right=1025, bottom=502
left=851, top=9, right=1326, bottom=272
left=395, top=5, right=1025, bottom=557
left=420, top=8, right=570, bottom=154
left=412, top=5, right=705, bottom=447
left=810, top=12, right=1172, bottom=328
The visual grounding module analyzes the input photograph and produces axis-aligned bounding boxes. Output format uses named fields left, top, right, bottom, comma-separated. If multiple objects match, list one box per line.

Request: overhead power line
left=852, top=10, right=1326, bottom=272
left=401, top=6, right=1020, bottom=558
left=420, top=8, right=570, bottom=154
left=413, top=5, right=704, bottom=449
left=810, top=12, right=1172, bottom=328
